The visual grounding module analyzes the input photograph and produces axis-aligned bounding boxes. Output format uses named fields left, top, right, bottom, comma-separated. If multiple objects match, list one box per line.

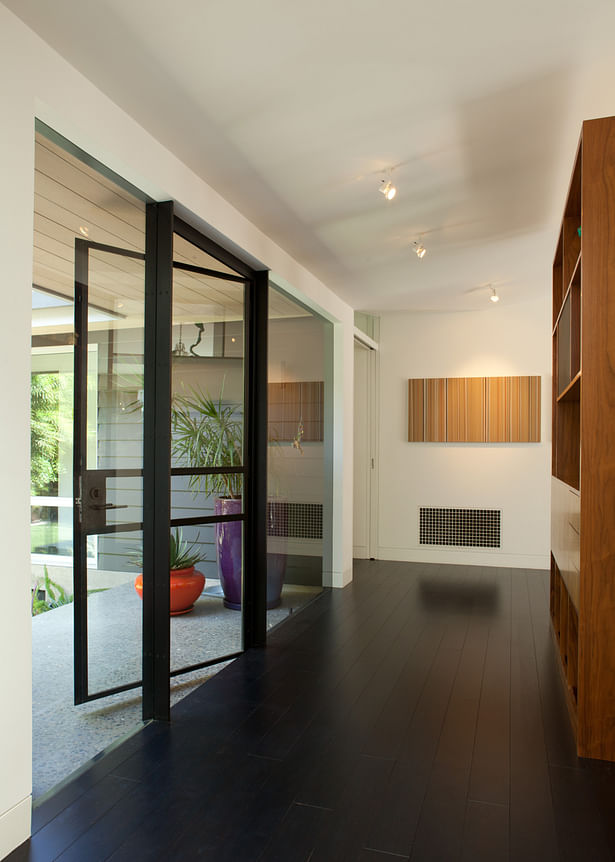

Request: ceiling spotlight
left=379, top=178, right=397, bottom=200
left=489, top=286, right=500, bottom=303
left=413, top=240, right=427, bottom=259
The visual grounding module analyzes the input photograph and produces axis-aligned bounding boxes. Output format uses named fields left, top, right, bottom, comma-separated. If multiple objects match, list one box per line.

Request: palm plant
left=171, top=385, right=243, bottom=499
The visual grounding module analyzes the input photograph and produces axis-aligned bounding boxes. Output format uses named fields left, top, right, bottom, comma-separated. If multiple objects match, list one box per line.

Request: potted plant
left=171, top=384, right=286, bottom=610
left=172, top=386, right=243, bottom=609
left=133, top=527, right=205, bottom=616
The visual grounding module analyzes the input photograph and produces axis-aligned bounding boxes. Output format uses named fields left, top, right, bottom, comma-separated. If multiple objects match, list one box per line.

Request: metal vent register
left=419, top=507, right=501, bottom=548
left=267, top=501, right=323, bottom=540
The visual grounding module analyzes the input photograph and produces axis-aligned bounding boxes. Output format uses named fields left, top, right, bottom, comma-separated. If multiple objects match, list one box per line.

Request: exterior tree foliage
left=31, top=373, right=60, bottom=496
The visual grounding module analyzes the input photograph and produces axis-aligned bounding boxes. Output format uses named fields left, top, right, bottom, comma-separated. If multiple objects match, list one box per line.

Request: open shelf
left=557, top=371, right=581, bottom=403
left=551, top=116, right=615, bottom=761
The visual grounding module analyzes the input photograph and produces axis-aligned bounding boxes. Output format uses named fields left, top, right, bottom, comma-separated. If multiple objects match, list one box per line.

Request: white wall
left=0, top=4, right=353, bottom=855
left=376, top=294, right=551, bottom=569
left=0, top=32, right=35, bottom=858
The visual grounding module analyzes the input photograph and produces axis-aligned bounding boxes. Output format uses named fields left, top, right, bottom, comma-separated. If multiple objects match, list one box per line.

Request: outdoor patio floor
left=32, top=579, right=321, bottom=798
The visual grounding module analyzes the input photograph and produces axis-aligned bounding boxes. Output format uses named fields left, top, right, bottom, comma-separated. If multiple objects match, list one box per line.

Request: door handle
left=89, top=503, right=129, bottom=511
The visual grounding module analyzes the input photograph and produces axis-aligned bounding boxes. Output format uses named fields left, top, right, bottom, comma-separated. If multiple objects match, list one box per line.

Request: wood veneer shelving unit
left=551, top=116, right=615, bottom=761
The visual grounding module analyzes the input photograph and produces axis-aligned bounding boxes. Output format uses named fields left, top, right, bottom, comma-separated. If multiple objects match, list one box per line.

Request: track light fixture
left=413, top=239, right=427, bottom=259
left=489, top=286, right=500, bottom=303
left=379, top=178, right=396, bottom=200
left=379, top=168, right=397, bottom=201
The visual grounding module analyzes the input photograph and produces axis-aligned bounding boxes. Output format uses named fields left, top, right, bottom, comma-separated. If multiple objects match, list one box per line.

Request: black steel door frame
left=73, top=203, right=268, bottom=720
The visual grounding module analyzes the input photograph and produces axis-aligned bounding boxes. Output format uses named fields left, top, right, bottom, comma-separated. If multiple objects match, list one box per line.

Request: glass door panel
left=87, top=527, right=143, bottom=692
left=170, top=232, right=246, bottom=672
left=74, top=239, right=145, bottom=702
left=267, top=284, right=331, bottom=626
left=169, top=522, right=243, bottom=672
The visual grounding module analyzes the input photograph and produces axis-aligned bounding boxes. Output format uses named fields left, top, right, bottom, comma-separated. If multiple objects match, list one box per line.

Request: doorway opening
left=353, top=326, right=379, bottom=560
left=30, top=123, right=328, bottom=800
left=30, top=125, right=274, bottom=798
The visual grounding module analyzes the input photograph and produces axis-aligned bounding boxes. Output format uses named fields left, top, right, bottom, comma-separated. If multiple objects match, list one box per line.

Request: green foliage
left=30, top=370, right=72, bottom=496
left=169, top=528, right=205, bottom=570
left=30, top=373, right=60, bottom=495
left=31, top=566, right=73, bottom=616
left=130, top=527, right=205, bottom=571
left=171, top=384, right=243, bottom=499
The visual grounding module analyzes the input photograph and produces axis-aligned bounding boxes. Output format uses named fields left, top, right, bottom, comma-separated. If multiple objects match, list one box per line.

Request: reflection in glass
left=267, top=285, right=332, bottom=624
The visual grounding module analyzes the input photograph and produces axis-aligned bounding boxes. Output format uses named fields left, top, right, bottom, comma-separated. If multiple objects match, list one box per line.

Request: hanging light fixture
left=489, top=286, right=500, bottom=303
left=413, top=239, right=427, bottom=259
left=172, top=323, right=188, bottom=356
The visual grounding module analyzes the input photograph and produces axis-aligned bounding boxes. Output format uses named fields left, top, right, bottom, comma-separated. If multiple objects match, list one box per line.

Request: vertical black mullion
left=142, top=201, right=173, bottom=721
left=73, top=238, right=89, bottom=704
left=243, top=270, right=269, bottom=648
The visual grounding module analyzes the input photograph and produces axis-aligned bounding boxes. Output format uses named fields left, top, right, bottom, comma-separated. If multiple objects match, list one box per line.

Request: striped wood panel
left=508, top=375, right=541, bottom=443
left=268, top=381, right=324, bottom=442
left=424, top=378, right=447, bottom=442
left=408, top=379, right=424, bottom=442
left=408, top=376, right=541, bottom=443
left=446, top=377, right=486, bottom=442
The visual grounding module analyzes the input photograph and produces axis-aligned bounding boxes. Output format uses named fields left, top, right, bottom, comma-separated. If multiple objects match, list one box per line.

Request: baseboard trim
left=376, top=546, right=549, bottom=570
left=323, top=566, right=353, bottom=588
left=0, top=795, right=31, bottom=860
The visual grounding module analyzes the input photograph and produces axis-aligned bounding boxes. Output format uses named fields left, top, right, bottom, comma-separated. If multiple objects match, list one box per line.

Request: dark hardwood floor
left=8, top=560, right=615, bottom=861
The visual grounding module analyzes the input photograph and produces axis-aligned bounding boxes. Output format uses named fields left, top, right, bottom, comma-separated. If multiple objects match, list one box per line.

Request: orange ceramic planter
left=134, top=566, right=205, bottom=616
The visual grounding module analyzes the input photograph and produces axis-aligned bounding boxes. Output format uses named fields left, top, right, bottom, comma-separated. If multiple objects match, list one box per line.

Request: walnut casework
left=550, top=116, right=615, bottom=761
left=408, top=376, right=541, bottom=443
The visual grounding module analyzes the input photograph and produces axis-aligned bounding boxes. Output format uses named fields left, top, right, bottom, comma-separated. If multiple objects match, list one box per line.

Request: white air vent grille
left=419, top=507, right=501, bottom=548
left=268, top=501, right=323, bottom=540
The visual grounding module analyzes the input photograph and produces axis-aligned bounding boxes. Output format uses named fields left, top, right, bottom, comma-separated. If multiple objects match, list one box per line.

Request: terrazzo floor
left=32, top=580, right=321, bottom=799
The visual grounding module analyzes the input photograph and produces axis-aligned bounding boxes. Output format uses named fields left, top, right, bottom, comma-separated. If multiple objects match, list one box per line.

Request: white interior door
left=353, top=341, right=371, bottom=558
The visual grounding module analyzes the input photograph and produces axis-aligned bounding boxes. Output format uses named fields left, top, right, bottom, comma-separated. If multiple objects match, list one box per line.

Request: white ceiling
left=7, top=0, right=615, bottom=312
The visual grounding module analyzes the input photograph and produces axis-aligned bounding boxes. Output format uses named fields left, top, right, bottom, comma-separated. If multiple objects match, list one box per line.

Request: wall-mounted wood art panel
left=407, top=376, right=541, bottom=443
left=268, top=381, right=324, bottom=442
left=408, top=379, right=425, bottom=441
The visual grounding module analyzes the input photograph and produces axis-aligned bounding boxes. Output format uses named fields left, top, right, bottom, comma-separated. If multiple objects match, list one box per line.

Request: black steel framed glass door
left=73, top=237, right=146, bottom=703
left=72, top=205, right=268, bottom=716
left=168, top=226, right=248, bottom=676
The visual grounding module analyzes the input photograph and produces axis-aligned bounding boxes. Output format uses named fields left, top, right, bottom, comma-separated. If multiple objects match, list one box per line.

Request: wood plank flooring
left=8, top=560, right=615, bottom=861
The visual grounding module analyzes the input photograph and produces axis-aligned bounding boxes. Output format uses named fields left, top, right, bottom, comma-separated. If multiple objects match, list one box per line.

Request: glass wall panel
left=267, top=285, right=332, bottom=626
left=31, top=127, right=146, bottom=799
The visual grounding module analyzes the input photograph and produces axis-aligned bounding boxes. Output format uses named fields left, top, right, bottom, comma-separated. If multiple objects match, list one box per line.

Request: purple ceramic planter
left=215, top=498, right=243, bottom=610
left=215, top=497, right=287, bottom=610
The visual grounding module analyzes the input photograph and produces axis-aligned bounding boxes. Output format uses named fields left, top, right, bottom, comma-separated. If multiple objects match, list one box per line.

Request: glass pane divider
left=172, top=260, right=247, bottom=284
left=171, top=466, right=245, bottom=476
left=81, top=679, right=143, bottom=702
left=169, top=513, right=244, bottom=528
left=169, top=652, right=243, bottom=678
left=82, top=521, right=144, bottom=536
